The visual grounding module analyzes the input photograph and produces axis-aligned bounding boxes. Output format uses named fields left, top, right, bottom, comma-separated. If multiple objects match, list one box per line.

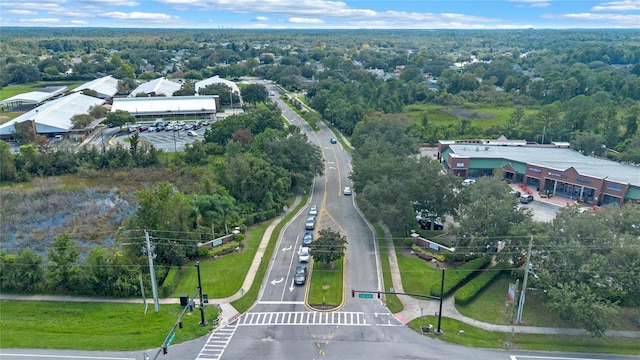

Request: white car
left=308, top=205, right=318, bottom=216
left=343, top=187, right=352, bottom=196
left=298, top=247, right=310, bottom=263
left=187, top=130, right=198, bottom=137
left=461, top=179, right=476, bottom=186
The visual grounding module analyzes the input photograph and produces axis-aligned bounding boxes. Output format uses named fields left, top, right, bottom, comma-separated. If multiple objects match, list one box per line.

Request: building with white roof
left=195, top=75, right=241, bottom=95
left=71, top=75, right=119, bottom=99
left=111, top=96, right=219, bottom=119
left=0, top=93, right=105, bottom=138
left=0, top=86, right=67, bottom=108
left=129, top=78, right=182, bottom=98
left=438, top=138, right=640, bottom=206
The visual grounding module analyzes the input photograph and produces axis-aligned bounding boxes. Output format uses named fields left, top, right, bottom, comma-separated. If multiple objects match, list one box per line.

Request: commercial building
left=110, top=95, right=219, bottom=120
left=438, top=138, right=640, bottom=206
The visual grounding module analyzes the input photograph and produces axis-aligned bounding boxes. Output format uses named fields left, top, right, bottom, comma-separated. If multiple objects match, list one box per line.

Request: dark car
left=519, top=194, right=534, bottom=204
left=418, top=218, right=444, bottom=230
left=294, top=265, right=308, bottom=285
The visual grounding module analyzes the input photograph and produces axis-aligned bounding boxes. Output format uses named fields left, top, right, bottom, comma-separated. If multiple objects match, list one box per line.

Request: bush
left=404, top=238, right=414, bottom=247
left=429, top=255, right=491, bottom=297
left=159, top=266, right=180, bottom=297
left=208, top=241, right=240, bottom=258
left=454, top=265, right=505, bottom=305
left=411, top=244, right=445, bottom=262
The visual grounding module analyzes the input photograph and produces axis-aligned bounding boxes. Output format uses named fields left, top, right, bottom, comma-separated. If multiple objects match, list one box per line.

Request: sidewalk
left=383, top=225, right=640, bottom=339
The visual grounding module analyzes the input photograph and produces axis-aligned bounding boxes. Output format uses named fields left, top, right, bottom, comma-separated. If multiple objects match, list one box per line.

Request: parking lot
left=112, top=120, right=210, bottom=152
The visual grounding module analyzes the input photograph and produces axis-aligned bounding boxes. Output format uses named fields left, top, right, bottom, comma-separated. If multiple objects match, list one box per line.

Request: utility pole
left=435, top=268, right=445, bottom=335
left=516, top=236, right=533, bottom=324
left=196, top=261, right=207, bottom=326
left=145, top=230, right=160, bottom=313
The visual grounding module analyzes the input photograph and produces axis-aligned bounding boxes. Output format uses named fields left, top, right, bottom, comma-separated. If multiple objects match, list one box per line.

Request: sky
left=1, top=0, right=640, bottom=29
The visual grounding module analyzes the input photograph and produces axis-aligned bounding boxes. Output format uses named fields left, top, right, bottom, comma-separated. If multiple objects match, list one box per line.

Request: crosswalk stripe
left=235, top=311, right=370, bottom=326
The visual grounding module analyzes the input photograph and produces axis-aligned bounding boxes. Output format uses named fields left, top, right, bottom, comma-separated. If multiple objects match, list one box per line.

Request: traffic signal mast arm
left=351, top=289, right=441, bottom=301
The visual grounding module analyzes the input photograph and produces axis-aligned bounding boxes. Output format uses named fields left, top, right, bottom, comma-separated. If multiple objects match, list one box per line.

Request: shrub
left=159, top=266, right=180, bottom=297
left=454, top=264, right=506, bottom=305
left=411, top=244, right=445, bottom=262
left=208, top=241, right=240, bottom=258
left=429, top=255, right=491, bottom=297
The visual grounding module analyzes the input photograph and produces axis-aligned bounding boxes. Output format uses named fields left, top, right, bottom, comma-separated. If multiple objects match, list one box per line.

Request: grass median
left=308, top=259, right=343, bottom=308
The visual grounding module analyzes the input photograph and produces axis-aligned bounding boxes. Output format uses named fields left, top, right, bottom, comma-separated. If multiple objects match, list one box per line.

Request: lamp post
left=435, top=267, right=445, bottom=335
left=516, top=236, right=534, bottom=324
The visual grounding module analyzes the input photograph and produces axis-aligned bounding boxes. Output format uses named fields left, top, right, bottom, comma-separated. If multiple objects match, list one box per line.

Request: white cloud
left=288, top=17, right=324, bottom=24
left=255, top=16, right=268, bottom=21
left=543, top=12, right=640, bottom=26
left=593, top=1, right=640, bottom=11
left=20, top=17, right=61, bottom=23
left=5, top=9, right=37, bottom=15
left=103, top=11, right=177, bottom=21
left=509, top=0, right=550, bottom=7
left=77, top=0, right=140, bottom=6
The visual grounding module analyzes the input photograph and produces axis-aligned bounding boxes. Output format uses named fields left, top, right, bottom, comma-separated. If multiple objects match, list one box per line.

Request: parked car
left=184, top=123, right=194, bottom=130
left=298, top=247, right=310, bottom=263
left=519, top=194, right=534, bottom=204
left=187, top=130, right=198, bottom=137
left=294, top=265, right=308, bottom=285
left=156, top=125, right=166, bottom=131
left=509, top=190, right=521, bottom=198
left=138, top=125, right=149, bottom=132
left=330, top=137, right=337, bottom=144
left=461, top=178, right=476, bottom=186
left=303, top=232, right=313, bottom=246
left=418, top=218, right=444, bottom=230
left=309, top=205, right=318, bottom=216
left=343, top=187, right=352, bottom=196
left=305, top=216, right=316, bottom=230
left=202, top=120, right=212, bottom=126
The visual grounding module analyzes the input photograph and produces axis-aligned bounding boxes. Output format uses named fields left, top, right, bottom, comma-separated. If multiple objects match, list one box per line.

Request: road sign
left=359, top=293, right=373, bottom=299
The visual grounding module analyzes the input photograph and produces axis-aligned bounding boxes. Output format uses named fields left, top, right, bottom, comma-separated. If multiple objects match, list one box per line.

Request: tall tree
left=309, top=228, right=347, bottom=266
left=47, top=233, right=80, bottom=293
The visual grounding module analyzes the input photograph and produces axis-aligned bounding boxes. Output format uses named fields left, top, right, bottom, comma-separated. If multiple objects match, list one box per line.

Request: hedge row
left=454, top=264, right=506, bottom=306
left=411, top=244, right=445, bottom=262
left=429, top=255, right=491, bottom=297
left=159, top=266, right=180, bottom=297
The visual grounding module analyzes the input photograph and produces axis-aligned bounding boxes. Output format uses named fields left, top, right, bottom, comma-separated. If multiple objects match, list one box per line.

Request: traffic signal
left=178, top=321, right=183, bottom=329
left=351, top=290, right=355, bottom=297
left=377, top=291, right=381, bottom=299
left=162, top=346, right=168, bottom=355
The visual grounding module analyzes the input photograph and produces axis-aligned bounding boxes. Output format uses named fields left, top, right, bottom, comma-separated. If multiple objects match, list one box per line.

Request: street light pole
left=196, top=262, right=207, bottom=326
left=435, top=267, right=445, bottom=335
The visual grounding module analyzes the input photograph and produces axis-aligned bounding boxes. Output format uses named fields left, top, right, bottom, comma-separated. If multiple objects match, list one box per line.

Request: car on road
left=309, top=205, right=318, bottom=216
left=294, top=265, right=308, bottom=285
left=187, top=130, right=198, bottom=137
left=298, top=247, right=310, bottom=263
left=330, top=137, right=337, bottom=144
left=461, top=178, right=476, bottom=186
left=303, top=232, right=313, bottom=246
left=519, top=194, right=534, bottom=204
left=305, top=215, right=316, bottom=230
left=343, top=187, right=352, bottom=196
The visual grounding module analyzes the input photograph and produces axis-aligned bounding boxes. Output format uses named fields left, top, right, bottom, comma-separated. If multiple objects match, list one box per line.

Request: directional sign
left=359, top=293, right=373, bottom=299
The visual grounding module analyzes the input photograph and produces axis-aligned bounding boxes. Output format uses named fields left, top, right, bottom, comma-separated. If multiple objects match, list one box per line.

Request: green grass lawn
left=0, top=300, right=215, bottom=350
left=456, top=273, right=640, bottom=331
left=308, top=259, right=343, bottom=307
left=404, top=104, right=523, bottom=131
left=408, top=316, right=640, bottom=355
left=173, top=223, right=269, bottom=299
left=396, top=251, right=442, bottom=296
left=0, top=81, right=85, bottom=101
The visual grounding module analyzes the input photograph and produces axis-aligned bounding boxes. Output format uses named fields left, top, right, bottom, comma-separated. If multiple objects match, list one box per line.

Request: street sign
left=359, top=293, right=373, bottom=299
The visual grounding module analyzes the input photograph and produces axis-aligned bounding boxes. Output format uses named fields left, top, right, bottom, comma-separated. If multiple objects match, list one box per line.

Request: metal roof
left=129, top=78, right=182, bottom=97
left=111, top=96, right=217, bottom=116
left=72, top=75, right=119, bottom=99
left=0, top=93, right=105, bottom=135
left=195, top=75, right=240, bottom=94
left=448, top=144, right=640, bottom=186
left=0, top=86, right=67, bottom=106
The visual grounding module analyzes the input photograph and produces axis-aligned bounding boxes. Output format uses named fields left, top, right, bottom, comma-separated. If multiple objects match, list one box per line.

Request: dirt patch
left=443, top=107, right=496, bottom=120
